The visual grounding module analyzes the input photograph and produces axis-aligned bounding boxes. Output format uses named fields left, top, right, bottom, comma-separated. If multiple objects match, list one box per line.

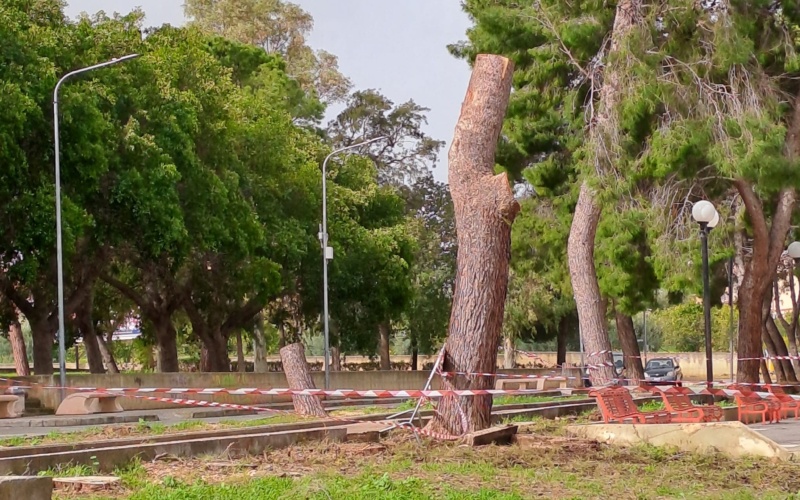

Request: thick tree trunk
left=763, top=292, right=797, bottom=382
left=503, top=335, right=515, bottom=369
left=735, top=183, right=795, bottom=383
left=236, top=330, right=246, bottom=373
left=761, top=359, right=773, bottom=385
left=279, top=342, right=327, bottom=417
left=75, top=292, right=104, bottom=374
left=426, top=54, right=519, bottom=436
left=96, top=333, right=119, bottom=374
left=8, top=319, right=29, bottom=376
left=567, top=0, right=641, bottom=386
left=378, top=321, right=391, bottom=370
left=615, top=311, right=644, bottom=381
left=331, top=345, right=342, bottom=371
left=152, top=316, right=179, bottom=373
left=30, top=319, right=54, bottom=375
left=252, top=314, right=268, bottom=373
left=762, top=328, right=786, bottom=382
left=556, top=316, right=568, bottom=367
left=199, top=333, right=230, bottom=372
left=411, top=345, right=418, bottom=371
left=569, top=186, right=614, bottom=384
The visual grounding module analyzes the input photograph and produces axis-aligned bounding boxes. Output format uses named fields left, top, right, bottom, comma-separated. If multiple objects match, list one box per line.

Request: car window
left=645, top=360, right=674, bottom=370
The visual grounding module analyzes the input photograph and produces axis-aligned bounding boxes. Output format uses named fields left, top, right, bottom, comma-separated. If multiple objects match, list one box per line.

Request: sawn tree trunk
left=426, top=54, right=519, bottom=436
left=279, top=342, right=327, bottom=417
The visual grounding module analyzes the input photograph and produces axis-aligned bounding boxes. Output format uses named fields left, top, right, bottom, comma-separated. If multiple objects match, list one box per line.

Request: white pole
left=53, top=54, right=139, bottom=397
left=320, top=136, right=386, bottom=390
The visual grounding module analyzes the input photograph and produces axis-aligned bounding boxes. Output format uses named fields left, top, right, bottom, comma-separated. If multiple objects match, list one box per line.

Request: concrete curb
left=0, top=414, right=159, bottom=428
left=0, top=475, right=53, bottom=500
left=0, top=427, right=346, bottom=475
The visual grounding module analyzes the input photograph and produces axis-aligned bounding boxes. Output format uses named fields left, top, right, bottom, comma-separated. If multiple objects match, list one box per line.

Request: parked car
left=644, top=357, right=682, bottom=384
left=582, top=352, right=625, bottom=388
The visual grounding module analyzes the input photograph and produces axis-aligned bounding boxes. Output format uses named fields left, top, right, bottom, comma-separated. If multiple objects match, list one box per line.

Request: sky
left=63, top=1, right=474, bottom=183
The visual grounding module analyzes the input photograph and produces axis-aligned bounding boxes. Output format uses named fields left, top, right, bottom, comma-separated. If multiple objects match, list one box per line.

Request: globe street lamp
left=320, top=136, right=386, bottom=390
left=54, top=54, right=139, bottom=396
left=692, top=200, right=719, bottom=389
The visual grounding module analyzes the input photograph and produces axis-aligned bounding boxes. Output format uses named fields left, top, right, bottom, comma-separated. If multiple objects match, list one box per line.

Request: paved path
left=749, top=420, right=800, bottom=455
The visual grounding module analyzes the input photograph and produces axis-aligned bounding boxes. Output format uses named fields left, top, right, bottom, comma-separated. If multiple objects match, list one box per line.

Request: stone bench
left=495, top=377, right=568, bottom=391
left=55, top=392, right=123, bottom=416
left=0, top=396, right=21, bottom=419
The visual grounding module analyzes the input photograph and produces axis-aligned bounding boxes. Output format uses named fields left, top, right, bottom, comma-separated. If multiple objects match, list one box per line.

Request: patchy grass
left=492, top=394, right=585, bottom=406
left=0, top=414, right=312, bottom=449
left=51, top=424, right=800, bottom=500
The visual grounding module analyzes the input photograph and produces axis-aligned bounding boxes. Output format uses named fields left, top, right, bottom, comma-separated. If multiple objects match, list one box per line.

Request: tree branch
left=100, top=273, right=150, bottom=314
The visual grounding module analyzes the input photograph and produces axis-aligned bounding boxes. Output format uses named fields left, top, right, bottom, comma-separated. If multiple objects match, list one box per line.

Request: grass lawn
left=47, top=414, right=800, bottom=500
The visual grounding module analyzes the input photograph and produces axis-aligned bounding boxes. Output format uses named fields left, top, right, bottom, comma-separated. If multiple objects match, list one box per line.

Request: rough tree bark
left=378, top=321, right=391, bottom=370
left=425, top=54, right=519, bottom=436
left=96, top=332, right=119, bottom=374
left=503, top=335, right=515, bottom=369
left=735, top=182, right=795, bottom=383
left=763, top=290, right=796, bottom=382
left=737, top=88, right=800, bottom=382
left=236, top=330, right=246, bottom=373
left=556, top=316, right=569, bottom=367
left=75, top=294, right=105, bottom=374
left=614, top=310, right=644, bottom=381
left=331, top=346, right=342, bottom=371
left=252, top=313, right=268, bottom=373
left=761, top=360, right=773, bottom=385
left=567, top=0, right=642, bottom=385
left=8, top=318, right=29, bottom=376
left=151, top=315, right=180, bottom=373
left=775, top=276, right=800, bottom=375
left=279, top=342, right=327, bottom=417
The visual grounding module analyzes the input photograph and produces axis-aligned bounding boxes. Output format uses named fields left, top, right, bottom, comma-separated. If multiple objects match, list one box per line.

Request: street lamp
left=320, top=136, right=387, bottom=390
left=54, top=54, right=140, bottom=396
left=691, top=200, right=719, bottom=389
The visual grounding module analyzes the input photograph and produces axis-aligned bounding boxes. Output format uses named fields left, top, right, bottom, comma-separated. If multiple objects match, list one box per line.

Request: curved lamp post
left=54, top=54, right=140, bottom=396
left=320, top=136, right=387, bottom=390
left=691, top=200, right=719, bottom=389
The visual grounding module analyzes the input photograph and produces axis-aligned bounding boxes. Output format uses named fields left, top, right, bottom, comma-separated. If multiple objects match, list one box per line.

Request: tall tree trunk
left=75, top=291, right=104, bottom=374
left=279, top=342, right=327, bottom=417
left=152, top=316, right=179, bottom=373
left=503, top=335, right=515, bottom=369
left=378, top=321, right=391, bottom=370
left=761, top=359, right=773, bottom=385
left=236, top=330, right=246, bottom=373
left=782, top=272, right=800, bottom=375
left=199, top=333, right=230, bottom=372
left=426, top=54, right=519, bottom=436
left=331, top=345, right=342, bottom=371
left=735, top=184, right=795, bottom=383
left=556, top=316, right=569, bottom=367
left=567, top=0, right=642, bottom=386
left=8, top=319, right=29, bottom=376
left=30, top=319, right=54, bottom=375
left=762, top=328, right=786, bottom=382
left=763, top=291, right=797, bottom=382
left=411, top=344, right=418, bottom=371
left=96, top=333, right=119, bottom=374
left=252, top=314, right=268, bottom=373
left=614, top=310, right=644, bottom=381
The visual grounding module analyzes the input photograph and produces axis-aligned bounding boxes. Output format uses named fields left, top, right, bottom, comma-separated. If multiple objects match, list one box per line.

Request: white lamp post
left=691, top=200, right=719, bottom=388
left=320, top=136, right=387, bottom=390
left=54, top=54, right=140, bottom=396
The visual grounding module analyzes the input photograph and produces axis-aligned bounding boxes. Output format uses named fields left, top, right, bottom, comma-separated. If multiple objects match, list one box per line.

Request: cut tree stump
left=53, top=476, right=120, bottom=493
left=280, top=342, right=327, bottom=417
left=425, top=53, right=518, bottom=437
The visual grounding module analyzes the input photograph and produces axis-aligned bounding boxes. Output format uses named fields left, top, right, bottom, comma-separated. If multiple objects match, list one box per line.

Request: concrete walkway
left=749, top=420, right=800, bottom=459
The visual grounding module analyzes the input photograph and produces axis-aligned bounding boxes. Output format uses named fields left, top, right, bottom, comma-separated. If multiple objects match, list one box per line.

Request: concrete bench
left=496, top=377, right=568, bottom=391
left=55, top=392, right=123, bottom=416
left=0, top=396, right=21, bottom=419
